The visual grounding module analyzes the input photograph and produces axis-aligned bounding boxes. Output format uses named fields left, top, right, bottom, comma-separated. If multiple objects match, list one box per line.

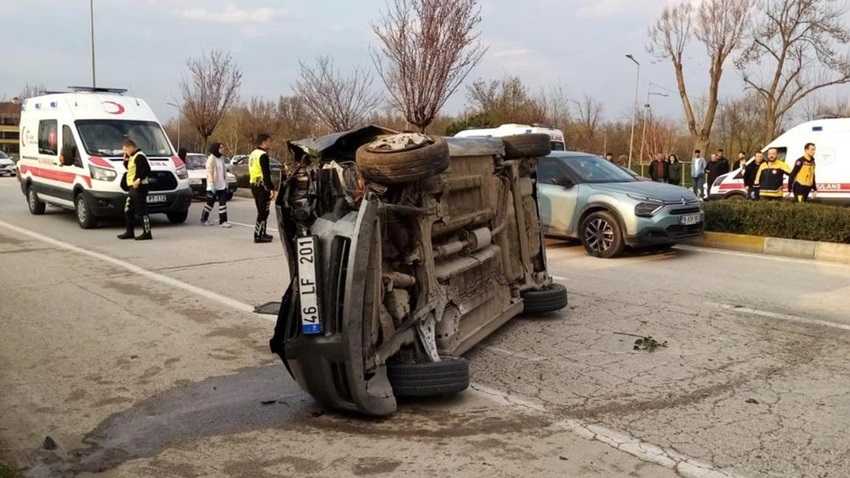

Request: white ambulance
left=17, top=87, right=191, bottom=229
left=454, top=123, right=566, bottom=151
left=709, top=117, right=850, bottom=204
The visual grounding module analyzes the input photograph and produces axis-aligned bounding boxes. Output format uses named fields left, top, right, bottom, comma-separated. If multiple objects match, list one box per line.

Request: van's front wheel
left=167, top=211, right=189, bottom=224
left=75, top=194, right=98, bottom=229
left=27, top=185, right=46, bottom=215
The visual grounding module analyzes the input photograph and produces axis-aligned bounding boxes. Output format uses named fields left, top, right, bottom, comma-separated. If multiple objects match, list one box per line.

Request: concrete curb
left=682, top=232, right=850, bottom=264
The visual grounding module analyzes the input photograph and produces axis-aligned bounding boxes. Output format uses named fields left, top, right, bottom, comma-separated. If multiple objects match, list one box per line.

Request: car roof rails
left=67, top=86, right=128, bottom=94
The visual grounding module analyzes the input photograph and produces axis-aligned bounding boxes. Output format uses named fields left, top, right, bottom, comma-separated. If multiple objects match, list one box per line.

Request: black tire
left=580, top=210, right=625, bottom=258
left=386, top=356, right=470, bottom=398
left=356, top=135, right=450, bottom=185
left=502, top=134, right=552, bottom=159
left=27, top=185, right=46, bottom=215
left=75, top=193, right=98, bottom=229
left=167, top=211, right=189, bottom=224
left=522, top=283, right=568, bottom=314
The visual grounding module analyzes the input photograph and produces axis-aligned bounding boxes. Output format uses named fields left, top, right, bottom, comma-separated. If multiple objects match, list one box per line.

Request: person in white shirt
left=690, top=149, right=707, bottom=198
left=200, top=142, right=232, bottom=228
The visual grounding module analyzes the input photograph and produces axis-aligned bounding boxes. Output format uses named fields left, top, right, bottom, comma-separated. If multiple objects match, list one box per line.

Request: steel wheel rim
left=585, top=218, right=614, bottom=252
left=76, top=197, right=86, bottom=224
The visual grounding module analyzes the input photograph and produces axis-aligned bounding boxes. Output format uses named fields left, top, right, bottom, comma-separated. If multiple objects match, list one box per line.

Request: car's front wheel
left=580, top=211, right=625, bottom=258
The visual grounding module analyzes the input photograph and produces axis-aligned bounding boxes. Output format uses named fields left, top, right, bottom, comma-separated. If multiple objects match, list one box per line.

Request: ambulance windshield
left=76, top=120, right=173, bottom=159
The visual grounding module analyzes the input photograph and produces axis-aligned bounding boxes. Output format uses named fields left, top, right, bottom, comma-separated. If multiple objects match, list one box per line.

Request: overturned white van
left=709, top=118, right=850, bottom=204
left=17, top=87, right=191, bottom=228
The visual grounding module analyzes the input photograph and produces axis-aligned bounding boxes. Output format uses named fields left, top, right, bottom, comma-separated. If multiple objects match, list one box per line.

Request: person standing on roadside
left=705, top=152, right=730, bottom=199
left=200, top=142, right=232, bottom=228
left=117, top=139, right=152, bottom=241
left=691, top=149, right=707, bottom=198
left=755, top=147, right=792, bottom=201
left=605, top=152, right=614, bottom=162
left=735, top=151, right=747, bottom=171
left=649, top=153, right=668, bottom=183
left=667, top=154, right=682, bottom=186
left=744, top=151, right=764, bottom=200
left=249, top=134, right=275, bottom=243
left=789, top=142, right=817, bottom=203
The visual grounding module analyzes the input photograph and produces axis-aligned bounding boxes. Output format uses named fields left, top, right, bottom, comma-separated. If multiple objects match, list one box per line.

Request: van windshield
left=76, top=120, right=173, bottom=159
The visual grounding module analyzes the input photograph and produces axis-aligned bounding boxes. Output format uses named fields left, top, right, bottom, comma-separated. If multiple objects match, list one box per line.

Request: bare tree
left=294, top=56, right=382, bottom=131
left=180, top=50, right=242, bottom=148
left=372, top=0, right=487, bottom=132
left=715, top=93, right=769, bottom=155
left=466, top=76, right=546, bottom=125
left=801, top=93, right=850, bottom=120
left=737, top=0, right=850, bottom=142
left=17, top=84, right=47, bottom=100
left=571, top=95, right=604, bottom=153
left=647, top=0, right=753, bottom=152
left=538, top=83, right=571, bottom=132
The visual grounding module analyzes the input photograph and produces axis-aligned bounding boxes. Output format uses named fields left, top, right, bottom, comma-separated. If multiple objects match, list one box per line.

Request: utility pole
left=90, top=0, right=96, bottom=87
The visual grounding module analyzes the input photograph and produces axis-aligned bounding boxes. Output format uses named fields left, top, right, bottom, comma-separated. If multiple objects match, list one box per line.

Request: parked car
left=538, top=151, right=704, bottom=258
left=229, top=154, right=282, bottom=186
left=0, top=151, right=15, bottom=177
left=270, top=127, right=568, bottom=416
left=184, top=153, right=237, bottom=198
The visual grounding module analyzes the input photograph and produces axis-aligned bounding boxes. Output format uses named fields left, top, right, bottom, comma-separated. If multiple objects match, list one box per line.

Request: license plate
left=681, top=213, right=701, bottom=225
left=296, top=236, right=322, bottom=335
left=147, top=195, right=167, bottom=204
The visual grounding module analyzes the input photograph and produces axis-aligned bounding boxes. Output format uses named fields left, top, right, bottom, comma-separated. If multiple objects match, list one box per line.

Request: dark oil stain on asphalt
left=23, top=365, right=312, bottom=478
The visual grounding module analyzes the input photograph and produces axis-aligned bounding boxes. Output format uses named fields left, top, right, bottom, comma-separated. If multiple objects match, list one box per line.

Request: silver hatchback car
left=538, top=151, right=704, bottom=258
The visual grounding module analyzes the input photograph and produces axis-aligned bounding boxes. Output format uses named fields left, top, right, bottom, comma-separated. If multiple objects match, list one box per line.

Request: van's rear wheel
left=167, top=211, right=189, bottom=224
left=522, top=283, right=568, bottom=314
left=27, top=185, right=46, bottom=215
left=386, top=356, right=470, bottom=398
left=75, top=193, right=98, bottom=229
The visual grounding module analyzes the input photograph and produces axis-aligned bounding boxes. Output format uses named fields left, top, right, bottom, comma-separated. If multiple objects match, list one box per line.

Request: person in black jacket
left=705, top=153, right=730, bottom=198
left=117, top=139, right=152, bottom=240
left=743, top=151, right=763, bottom=200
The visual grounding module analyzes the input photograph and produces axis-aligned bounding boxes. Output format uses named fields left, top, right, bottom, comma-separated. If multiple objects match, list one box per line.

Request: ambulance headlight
left=175, top=165, right=188, bottom=180
left=89, top=164, right=117, bottom=182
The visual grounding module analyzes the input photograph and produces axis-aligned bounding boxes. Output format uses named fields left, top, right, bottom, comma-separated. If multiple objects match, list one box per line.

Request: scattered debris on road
left=614, top=332, right=668, bottom=352
left=745, top=398, right=760, bottom=405
left=42, top=436, right=57, bottom=451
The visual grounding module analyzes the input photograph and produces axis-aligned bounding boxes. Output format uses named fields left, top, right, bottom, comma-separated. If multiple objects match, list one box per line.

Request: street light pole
left=90, top=0, right=96, bottom=88
left=626, top=54, right=640, bottom=172
left=639, top=89, right=669, bottom=177
left=167, top=102, right=181, bottom=150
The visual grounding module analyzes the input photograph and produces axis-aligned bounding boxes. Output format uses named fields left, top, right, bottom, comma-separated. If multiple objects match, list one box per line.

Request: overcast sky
left=0, top=0, right=842, bottom=127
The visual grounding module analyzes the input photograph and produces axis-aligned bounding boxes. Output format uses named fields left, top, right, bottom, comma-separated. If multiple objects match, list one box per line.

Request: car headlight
left=89, top=164, right=117, bottom=182
left=189, top=178, right=203, bottom=185
left=634, top=202, right=663, bottom=218
left=176, top=165, right=188, bottom=180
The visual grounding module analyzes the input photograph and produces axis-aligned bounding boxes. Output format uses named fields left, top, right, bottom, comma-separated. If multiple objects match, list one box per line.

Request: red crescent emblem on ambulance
left=102, top=101, right=126, bottom=115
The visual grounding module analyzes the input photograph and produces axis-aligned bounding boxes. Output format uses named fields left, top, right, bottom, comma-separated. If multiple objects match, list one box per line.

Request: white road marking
left=711, top=303, right=850, bottom=333
left=675, top=244, right=847, bottom=268
left=0, top=219, right=274, bottom=322
left=229, top=221, right=280, bottom=233
left=470, top=383, right=745, bottom=478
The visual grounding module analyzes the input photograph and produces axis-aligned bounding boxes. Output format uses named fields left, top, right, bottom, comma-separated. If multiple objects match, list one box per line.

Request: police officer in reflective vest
left=789, top=142, right=817, bottom=202
left=117, top=139, right=153, bottom=241
left=248, top=134, right=275, bottom=243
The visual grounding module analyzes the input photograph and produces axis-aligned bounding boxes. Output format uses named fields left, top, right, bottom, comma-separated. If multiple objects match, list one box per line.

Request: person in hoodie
left=705, top=153, right=730, bottom=199
left=201, top=142, right=232, bottom=228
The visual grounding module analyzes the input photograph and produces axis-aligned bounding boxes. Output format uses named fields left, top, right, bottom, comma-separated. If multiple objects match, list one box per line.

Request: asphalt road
left=2, top=175, right=850, bottom=478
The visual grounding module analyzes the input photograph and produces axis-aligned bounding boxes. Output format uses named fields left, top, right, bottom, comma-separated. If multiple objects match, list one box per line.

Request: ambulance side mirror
left=60, top=146, right=80, bottom=167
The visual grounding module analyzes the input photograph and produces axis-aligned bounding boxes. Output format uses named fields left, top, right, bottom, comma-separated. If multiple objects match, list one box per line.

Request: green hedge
left=704, top=200, right=850, bottom=244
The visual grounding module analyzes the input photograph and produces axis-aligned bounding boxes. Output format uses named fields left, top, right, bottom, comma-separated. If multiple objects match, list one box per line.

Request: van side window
left=61, top=125, right=82, bottom=168
left=38, top=120, right=58, bottom=156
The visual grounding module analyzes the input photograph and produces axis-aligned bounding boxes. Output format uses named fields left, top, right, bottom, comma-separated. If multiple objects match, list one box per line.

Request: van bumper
left=84, top=188, right=192, bottom=217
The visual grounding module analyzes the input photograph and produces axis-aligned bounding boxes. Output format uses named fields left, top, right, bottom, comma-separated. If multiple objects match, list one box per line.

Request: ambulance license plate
left=147, top=195, right=167, bottom=204
left=681, top=214, right=701, bottom=225
left=296, top=236, right=322, bottom=335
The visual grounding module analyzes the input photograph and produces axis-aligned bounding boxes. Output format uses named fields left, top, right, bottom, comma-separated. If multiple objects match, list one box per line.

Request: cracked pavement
left=3, top=176, right=850, bottom=477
